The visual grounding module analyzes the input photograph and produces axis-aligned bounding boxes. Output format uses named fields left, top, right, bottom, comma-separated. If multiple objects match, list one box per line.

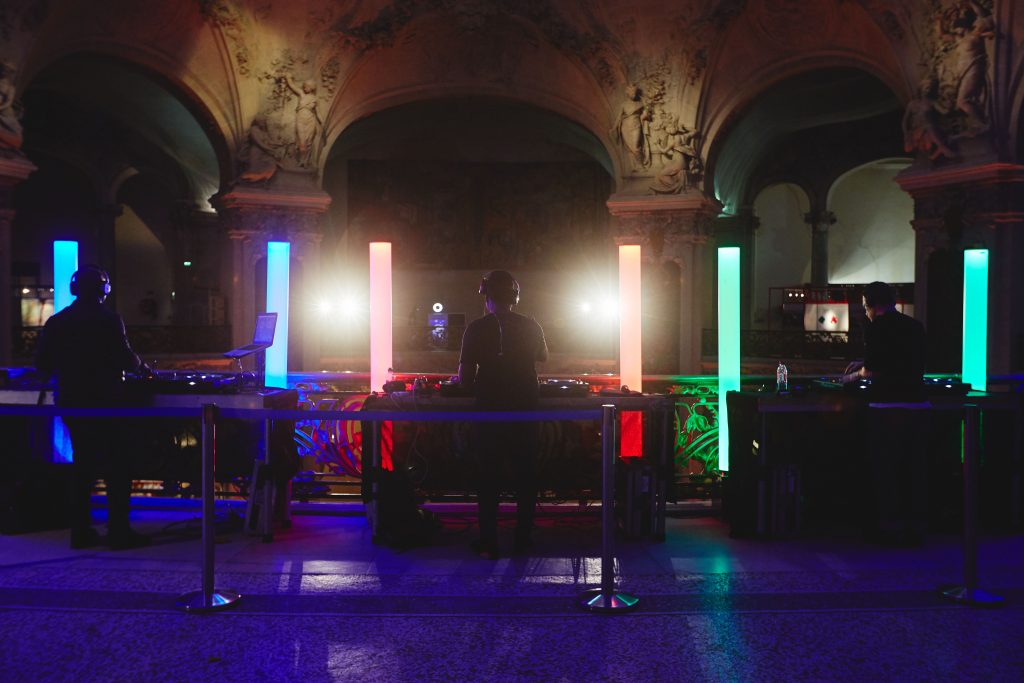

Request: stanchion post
left=940, top=403, right=1003, bottom=606
left=177, top=403, right=241, bottom=612
left=369, top=419, right=381, bottom=541
left=580, top=404, right=639, bottom=612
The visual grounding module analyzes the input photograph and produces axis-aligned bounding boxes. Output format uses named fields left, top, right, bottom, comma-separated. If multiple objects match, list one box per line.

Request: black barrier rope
left=0, top=401, right=638, bottom=615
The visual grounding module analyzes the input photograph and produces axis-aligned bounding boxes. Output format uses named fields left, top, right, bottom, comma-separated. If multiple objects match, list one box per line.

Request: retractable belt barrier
left=0, top=402, right=640, bottom=614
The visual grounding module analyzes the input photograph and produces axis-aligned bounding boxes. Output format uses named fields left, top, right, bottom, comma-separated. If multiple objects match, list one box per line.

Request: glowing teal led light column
left=962, top=249, right=988, bottom=391
left=717, top=247, right=741, bottom=471
left=53, top=240, right=78, bottom=312
left=265, top=241, right=290, bottom=388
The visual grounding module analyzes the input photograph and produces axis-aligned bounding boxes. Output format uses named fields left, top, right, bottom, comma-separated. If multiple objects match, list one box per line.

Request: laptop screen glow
left=253, top=312, right=278, bottom=345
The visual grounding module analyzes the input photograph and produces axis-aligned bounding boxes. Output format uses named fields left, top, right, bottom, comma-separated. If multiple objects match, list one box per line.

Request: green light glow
left=962, top=249, right=988, bottom=391
left=718, top=247, right=741, bottom=471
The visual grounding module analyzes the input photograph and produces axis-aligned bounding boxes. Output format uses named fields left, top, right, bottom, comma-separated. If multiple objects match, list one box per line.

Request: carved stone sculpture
left=902, top=77, right=956, bottom=160
left=283, top=75, right=323, bottom=168
left=612, top=84, right=652, bottom=171
left=236, top=115, right=282, bottom=185
left=950, top=0, right=994, bottom=134
left=651, top=120, right=702, bottom=194
left=0, top=61, right=23, bottom=152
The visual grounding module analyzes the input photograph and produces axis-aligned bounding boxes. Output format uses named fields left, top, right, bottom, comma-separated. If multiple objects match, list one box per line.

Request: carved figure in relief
left=902, top=77, right=956, bottom=160
left=612, top=84, right=652, bottom=171
left=237, top=115, right=281, bottom=185
left=0, top=61, right=23, bottom=151
left=950, top=0, right=994, bottom=132
left=651, top=119, right=702, bottom=194
left=282, top=75, right=322, bottom=168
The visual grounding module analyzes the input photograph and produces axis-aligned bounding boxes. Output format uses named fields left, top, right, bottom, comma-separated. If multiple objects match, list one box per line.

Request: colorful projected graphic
left=266, top=241, right=290, bottom=388
left=717, top=247, right=741, bottom=471
left=962, top=249, right=988, bottom=391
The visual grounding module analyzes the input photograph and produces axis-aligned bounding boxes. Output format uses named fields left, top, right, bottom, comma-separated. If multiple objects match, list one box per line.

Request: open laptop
left=223, top=312, right=278, bottom=359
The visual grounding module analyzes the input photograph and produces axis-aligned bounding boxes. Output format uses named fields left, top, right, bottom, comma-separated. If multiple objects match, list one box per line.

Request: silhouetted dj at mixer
left=457, top=270, right=548, bottom=559
left=35, top=265, right=151, bottom=550
left=843, top=281, right=929, bottom=545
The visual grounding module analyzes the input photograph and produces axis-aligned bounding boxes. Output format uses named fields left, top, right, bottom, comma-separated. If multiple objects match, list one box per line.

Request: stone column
left=92, top=204, right=123, bottom=310
left=805, top=209, right=836, bottom=288
left=607, top=195, right=719, bottom=375
left=897, top=163, right=1024, bottom=374
left=214, top=184, right=330, bottom=371
left=0, top=155, right=37, bottom=364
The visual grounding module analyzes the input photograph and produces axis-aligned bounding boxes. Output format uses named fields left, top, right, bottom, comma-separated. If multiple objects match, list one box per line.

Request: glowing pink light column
left=619, top=245, right=642, bottom=391
left=369, top=242, right=393, bottom=393
left=619, top=245, right=643, bottom=457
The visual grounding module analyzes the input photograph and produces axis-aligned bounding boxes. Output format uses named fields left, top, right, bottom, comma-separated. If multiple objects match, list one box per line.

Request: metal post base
left=939, top=585, right=1004, bottom=607
left=176, top=590, right=242, bottom=613
left=579, top=588, right=639, bottom=613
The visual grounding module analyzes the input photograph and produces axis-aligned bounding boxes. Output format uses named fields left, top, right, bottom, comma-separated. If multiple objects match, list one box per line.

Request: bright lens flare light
left=432, top=302, right=444, bottom=313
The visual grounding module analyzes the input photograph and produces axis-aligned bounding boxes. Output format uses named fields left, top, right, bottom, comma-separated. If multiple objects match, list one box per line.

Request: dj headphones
left=70, top=265, right=112, bottom=298
left=478, top=270, right=520, bottom=306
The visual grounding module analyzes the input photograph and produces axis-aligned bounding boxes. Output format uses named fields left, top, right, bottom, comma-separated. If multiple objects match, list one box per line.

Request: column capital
left=0, top=154, right=36, bottom=205
left=804, top=210, right=836, bottom=231
left=214, top=183, right=331, bottom=243
left=607, top=194, right=720, bottom=261
left=896, top=162, right=1024, bottom=227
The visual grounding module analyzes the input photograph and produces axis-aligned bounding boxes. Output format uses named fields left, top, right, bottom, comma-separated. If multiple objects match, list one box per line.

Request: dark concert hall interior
left=1, top=1, right=1023, bottom=681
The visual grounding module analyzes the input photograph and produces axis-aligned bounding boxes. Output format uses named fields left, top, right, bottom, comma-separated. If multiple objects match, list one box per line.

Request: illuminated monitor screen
left=253, top=312, right=278, bottom=345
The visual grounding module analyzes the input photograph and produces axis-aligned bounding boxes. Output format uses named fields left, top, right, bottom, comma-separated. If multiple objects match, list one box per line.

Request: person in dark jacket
left=35, top=265, right=150, bottom=550
left=844, top=281, right=929, bottom=545
left=458, top=270, right=548, bottom=559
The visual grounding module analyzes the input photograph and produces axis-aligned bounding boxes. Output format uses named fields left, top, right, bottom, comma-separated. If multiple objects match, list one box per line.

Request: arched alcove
left=752, top=183, right=811, bottom=327
left=826, top=159, right=914, bottom=284
left=11, top=54, right=230, bottom=357
left=319, top=97, right=616, bottom=370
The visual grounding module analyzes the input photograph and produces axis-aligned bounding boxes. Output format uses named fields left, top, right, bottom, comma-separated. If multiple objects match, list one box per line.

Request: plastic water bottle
left=776, top=362, right=789, bottom=393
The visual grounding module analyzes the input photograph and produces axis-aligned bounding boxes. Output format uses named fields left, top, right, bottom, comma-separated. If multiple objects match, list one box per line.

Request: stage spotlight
left=432, top=302, right=444, bottom=313
left=339, top=297, right=364, bottom=317
left=314, top=299, right=333, bottom=315
left=579, top=301, right=592, bottom=314
left=602, top=298, right=618, bottom=319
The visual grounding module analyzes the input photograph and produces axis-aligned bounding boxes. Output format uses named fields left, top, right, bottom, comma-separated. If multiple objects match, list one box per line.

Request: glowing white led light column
left=619, top=245, right=642, bottom=392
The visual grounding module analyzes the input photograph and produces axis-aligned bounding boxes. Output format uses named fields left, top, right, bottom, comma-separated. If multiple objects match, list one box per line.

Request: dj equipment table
left=725, top=389, right=1023, bottom=537
left=362, top=391, right=676, bottom=540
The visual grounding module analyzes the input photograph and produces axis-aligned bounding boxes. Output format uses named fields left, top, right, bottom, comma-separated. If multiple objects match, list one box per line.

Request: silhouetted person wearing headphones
left=844, top=281, right=929, bottom=545
left=458, top=270, right=548, bottom=559
left=35, top=265, right=150, bottom=550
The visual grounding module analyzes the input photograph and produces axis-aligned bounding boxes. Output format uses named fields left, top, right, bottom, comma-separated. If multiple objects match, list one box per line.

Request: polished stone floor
left=1, top=502, right=1022, bottom=682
